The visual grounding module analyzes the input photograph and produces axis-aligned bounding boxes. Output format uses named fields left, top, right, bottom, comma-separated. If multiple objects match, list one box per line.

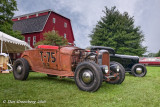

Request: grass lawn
left=0, top=66, right=160, bottom=107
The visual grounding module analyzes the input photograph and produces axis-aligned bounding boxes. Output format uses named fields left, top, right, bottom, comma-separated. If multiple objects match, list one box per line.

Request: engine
left=71, top=48, right=110, bottom=71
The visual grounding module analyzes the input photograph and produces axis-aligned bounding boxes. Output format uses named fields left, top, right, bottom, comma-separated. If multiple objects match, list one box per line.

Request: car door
left=39, top=49, right=58, bottom=70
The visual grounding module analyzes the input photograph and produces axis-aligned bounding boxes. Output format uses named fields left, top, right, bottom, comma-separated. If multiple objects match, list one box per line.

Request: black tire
left=131, top=64, right=147, bottom=77
left=74, top=61, right=103, bottom=92
left=107, top=61, right=125, bottom=84
left=13, top=58, right=29, bottom=80
left=47, top=74, right=57, bottom=77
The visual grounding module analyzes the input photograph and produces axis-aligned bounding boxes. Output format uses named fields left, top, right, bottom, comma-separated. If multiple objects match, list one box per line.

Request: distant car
left=86, top=46, right=147, bottom=77
left=13, top=45, right=125, bottom=92
left=139, top=57, right=160, bottom=66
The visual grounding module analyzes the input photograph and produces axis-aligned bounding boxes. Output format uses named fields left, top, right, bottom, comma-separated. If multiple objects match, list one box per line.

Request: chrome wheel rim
left=136, top=67, right=142, bottom=74
left=17, top=65, right=22, bottom=74
left=82, top=70, right=93, bottom=84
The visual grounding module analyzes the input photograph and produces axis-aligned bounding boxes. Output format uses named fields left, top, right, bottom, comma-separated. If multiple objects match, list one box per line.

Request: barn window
left=28, top=37, right=31, bottom=45
left=53, top=18, right=56, bottom=23
left=33, top=36, right=36, bottom=46
left=64, top=33, right=67, bottom=38
left=64, top=22, right=67, bottom=28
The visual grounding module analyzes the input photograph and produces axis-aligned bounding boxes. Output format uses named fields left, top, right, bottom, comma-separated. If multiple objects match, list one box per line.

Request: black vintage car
left=87, top=46, right=147, bottom=77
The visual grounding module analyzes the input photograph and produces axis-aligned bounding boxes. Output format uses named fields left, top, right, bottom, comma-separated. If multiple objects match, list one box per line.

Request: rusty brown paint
left=21, top=46, right=110, bottom=77
left=21, top=46, right=85, bottom=77
left=102, top=52, right=110, bottom=71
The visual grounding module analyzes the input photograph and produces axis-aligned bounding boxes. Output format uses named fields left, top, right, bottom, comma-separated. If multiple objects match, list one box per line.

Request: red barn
left=12, top=9, right=75, bottom=48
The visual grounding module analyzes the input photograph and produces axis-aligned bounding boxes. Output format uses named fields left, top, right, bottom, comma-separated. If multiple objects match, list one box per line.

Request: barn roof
left=13, top=14, right=49, bottom=34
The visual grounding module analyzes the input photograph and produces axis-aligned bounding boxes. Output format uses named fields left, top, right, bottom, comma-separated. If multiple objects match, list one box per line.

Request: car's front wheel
left=74, top=61, right=103, bottom=92
left=131, top=64, right=147, bottom=77
left=13, top=58, right=29, bottom=80
left=107, top=61, right=125, bottom=84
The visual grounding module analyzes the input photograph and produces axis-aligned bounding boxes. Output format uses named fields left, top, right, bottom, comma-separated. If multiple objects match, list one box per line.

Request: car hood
left=115, top=54, right=139, bottom=59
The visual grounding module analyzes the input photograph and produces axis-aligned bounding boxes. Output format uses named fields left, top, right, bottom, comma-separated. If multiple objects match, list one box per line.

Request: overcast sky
left=14, top=0, right=160, bottom=54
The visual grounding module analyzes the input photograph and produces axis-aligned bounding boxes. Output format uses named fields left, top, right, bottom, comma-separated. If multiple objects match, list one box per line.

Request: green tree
left=0, top=0, right=23, bottom=40
left=35, top=30, right=68, bottom=46
left=147, top=53, right=156, bottom=57
left=155, top=50, right=160, bottom=57
left=90, top=6, right=147, bottom=56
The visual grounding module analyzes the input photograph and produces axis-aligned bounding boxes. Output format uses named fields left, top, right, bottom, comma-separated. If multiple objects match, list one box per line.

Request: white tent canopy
left=0, top=31, right=32, bottom=53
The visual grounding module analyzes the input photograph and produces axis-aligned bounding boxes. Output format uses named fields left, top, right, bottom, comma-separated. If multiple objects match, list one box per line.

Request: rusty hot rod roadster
left=13, top=45, right=125, bottom=92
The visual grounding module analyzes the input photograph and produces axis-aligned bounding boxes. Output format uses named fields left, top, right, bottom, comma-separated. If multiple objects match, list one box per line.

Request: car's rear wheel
left=107, top=61, right=125, bottom=84
left=74, top=61, right=103, bottom=92
left=131, top=64, right=147, bottom=77
left=13, top=58, right=29, bottom=80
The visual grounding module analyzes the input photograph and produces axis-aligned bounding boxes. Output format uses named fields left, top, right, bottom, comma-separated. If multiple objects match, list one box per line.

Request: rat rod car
left=87, top=46, right=147, bottom=77
left=13, top=45, right=125, bottom=92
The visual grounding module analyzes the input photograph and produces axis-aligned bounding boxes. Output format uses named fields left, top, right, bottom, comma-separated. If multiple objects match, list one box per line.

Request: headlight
left=110, top=64, right=120, bottom=73
left=101, top=65, right=109, bottom=74
left=117, top=65, right=120, bottom=72
left=104, top=66, right=109, bottom=73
